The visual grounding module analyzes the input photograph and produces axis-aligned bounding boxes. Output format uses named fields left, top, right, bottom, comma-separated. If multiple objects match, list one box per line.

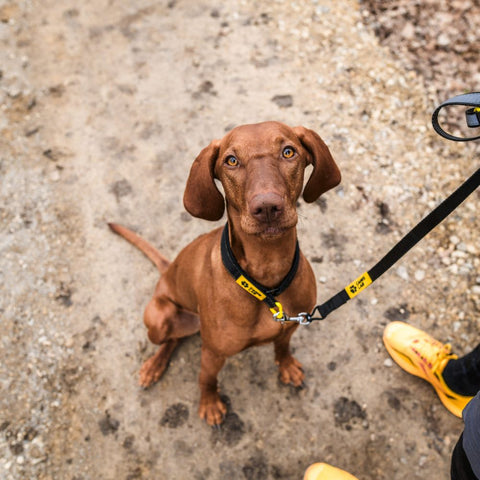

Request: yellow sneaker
left=304, top=463, right=359, bottom=480
left=383, top=321, right=473, bottom=417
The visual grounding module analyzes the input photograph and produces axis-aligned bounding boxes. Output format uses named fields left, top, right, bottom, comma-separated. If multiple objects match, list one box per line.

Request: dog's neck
left=227, top=218, right=298, bottom=289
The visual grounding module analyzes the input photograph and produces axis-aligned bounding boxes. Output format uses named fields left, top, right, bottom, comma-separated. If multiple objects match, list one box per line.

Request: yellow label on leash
left=236, top=275, right=266, bottom=300
left=346, top=272, right=372, bottom=299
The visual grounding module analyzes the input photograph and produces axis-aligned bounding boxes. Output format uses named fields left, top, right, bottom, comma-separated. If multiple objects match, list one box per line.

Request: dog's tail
left=108, top=223, right=170, bottom=274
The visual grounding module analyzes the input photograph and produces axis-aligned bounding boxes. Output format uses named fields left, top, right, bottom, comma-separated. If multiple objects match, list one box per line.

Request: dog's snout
left=249, top=192, right=285, bottom=223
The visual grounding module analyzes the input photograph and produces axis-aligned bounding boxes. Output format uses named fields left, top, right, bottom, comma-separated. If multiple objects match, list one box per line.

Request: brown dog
left=109, top=121, right=340, bottom=425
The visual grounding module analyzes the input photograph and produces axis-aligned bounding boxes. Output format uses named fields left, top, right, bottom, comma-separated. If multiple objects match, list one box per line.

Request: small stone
left=449, top=264, right=459, bottom=275
left=466, top=244, right=477, bottom=255
left=449, top=235, right=460, bottom=245
left=471, top=286, right=480, bottom=295
left=414, top=270, right=425, bottom=281
left=401, top=23, right=415, bottom=39
left=396, top=266, right=409, bottom=281
left=442, top=256, right=451, bottom=266
left=384, top=358, right=393, bottom=367
left=7, top=84, right=22, bottom=98
left=437, top=33, right=450, bottom=46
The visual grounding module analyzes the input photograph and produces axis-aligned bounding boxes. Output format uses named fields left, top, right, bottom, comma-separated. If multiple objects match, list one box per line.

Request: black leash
left=223, top=93, right=480, bottom=325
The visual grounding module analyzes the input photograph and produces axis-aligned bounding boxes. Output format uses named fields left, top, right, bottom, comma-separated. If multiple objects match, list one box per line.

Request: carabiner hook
left=290, top=312, right=312, bottom=325
left=270, top=302, right=285, bottom=321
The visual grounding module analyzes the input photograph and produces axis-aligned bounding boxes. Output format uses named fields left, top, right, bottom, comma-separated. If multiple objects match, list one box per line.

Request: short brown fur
left=109, top=121, right=340, bottom=425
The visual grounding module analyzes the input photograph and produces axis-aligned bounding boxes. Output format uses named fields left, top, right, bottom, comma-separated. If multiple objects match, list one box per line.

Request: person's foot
left=383, top=321, right=474, bottom=417
left=304, top=463, right=359, bottom=480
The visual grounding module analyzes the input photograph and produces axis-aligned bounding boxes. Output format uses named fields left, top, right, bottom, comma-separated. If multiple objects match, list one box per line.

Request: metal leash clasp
left=289, top=312, right=312, bottom=325
left=272, top=311, right=312, bottom=325
left=270, top=302, right=313, bottom=325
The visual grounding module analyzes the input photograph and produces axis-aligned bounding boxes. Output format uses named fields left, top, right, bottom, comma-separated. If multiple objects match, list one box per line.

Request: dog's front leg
left=198, top=346, right=227, bottom=425
left=274, top=326, right=305, bottom=387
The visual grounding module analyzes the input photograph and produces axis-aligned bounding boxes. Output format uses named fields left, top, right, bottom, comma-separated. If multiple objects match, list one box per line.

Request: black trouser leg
left=451, top=433, right=478, bottom=480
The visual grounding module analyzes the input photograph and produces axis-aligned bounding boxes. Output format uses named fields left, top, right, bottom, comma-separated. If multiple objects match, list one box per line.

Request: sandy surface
left=1, top=1, right=479, bottom=479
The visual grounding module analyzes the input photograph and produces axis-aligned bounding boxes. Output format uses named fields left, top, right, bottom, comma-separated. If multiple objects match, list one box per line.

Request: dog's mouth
left=241, top=213, right=297, bottom=238
left=257, top=224, right=288, bottom=237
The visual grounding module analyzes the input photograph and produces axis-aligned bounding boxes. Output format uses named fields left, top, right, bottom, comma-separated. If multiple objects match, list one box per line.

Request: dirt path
left=1, top=1, right=479, bottom=479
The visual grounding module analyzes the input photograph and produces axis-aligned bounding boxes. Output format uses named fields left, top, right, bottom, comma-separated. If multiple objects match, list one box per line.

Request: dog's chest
left=205, top=304, right=288, bottom=355
left=248, top=316, right=289, bottom=346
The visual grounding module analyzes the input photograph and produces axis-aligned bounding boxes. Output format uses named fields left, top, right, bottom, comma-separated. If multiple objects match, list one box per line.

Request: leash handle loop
left=432, top=92, right=480, bottom=142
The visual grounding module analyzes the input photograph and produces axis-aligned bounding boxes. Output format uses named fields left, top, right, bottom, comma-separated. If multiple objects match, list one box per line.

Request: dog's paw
left=198, top=396, right=227, bottom=426
left=139, top=356, right=165, bottom=388
left=138, top=341, right=177, bottom=388
left=277, top=355, right=305, bottom=387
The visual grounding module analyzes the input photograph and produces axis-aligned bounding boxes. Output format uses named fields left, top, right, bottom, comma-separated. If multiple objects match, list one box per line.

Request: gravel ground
left=1, top=1, right=479, bottom=479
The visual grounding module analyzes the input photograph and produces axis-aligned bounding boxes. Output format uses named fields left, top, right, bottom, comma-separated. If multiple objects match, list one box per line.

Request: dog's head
left=183, top=121, right=340, bottom=236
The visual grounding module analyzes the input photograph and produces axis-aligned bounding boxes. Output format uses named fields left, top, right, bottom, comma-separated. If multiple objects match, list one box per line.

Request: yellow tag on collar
left=236, top=275, right=266, bottom=300
left=346, top=272, right=372, bottom=299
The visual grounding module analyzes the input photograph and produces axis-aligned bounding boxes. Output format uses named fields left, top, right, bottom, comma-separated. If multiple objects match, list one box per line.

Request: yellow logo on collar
left=346, top=272, right=372, bottom=299
left=236, top=275, right=266, bottom=300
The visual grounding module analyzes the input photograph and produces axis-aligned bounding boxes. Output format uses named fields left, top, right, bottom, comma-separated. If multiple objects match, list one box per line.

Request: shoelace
left=412, top=341, right=456, bottom=374
left=433, top=344, right=457, bottom=374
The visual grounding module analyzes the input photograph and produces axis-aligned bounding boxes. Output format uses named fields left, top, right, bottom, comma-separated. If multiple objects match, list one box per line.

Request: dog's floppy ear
left=183, top=140, right=225, bottom=221
left=293, top=126, right=341, bottom=203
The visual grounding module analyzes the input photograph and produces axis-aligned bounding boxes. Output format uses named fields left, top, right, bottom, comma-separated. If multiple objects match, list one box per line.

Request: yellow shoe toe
left=304, top=463, right=359, bottom=480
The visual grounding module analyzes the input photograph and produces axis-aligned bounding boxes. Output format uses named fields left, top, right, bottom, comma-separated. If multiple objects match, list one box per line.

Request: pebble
left=49, top=170, right=60, bottom=182
left=384, top=358, right=393, bottom=367
left=396, top=266, right=409, bottom=281
left=449, top=264, right=459, bottom=275
left=449, top=235, right=460, bottom=245
left=414, top=270, right=425, bottom=281
left=471, top=286, right=480, bottom=295
left=437, top=33, right=450, bottom=46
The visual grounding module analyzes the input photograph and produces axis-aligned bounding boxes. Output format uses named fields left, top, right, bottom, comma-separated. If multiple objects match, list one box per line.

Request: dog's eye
left=282, top=146, right=295, bottom=159
left=225, top=155, right=239, bottom=167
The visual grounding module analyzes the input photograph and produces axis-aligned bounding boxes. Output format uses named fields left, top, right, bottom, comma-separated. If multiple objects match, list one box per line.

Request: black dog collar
left=220, top=223, right=299, bottom=318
